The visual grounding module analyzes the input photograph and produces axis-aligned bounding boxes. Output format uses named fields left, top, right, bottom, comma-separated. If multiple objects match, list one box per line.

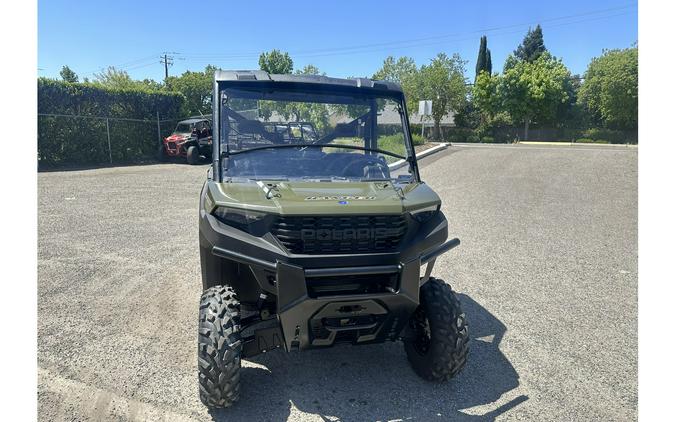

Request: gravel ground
left=37, top=144, right=638, bottom=421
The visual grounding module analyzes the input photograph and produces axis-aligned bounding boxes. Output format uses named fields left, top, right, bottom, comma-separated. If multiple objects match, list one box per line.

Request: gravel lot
left=38, top=144, right=638, bottom=421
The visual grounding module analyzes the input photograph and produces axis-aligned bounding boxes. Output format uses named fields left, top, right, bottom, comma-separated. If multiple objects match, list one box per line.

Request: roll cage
left=210, top=72, right=420, bottom=183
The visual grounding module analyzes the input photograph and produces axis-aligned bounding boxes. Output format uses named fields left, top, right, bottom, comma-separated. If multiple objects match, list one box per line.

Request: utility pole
left=160, top=53, right=174, bottom=83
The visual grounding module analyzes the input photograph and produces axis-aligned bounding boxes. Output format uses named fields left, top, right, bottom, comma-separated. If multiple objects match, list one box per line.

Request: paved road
left=38, top=144, right=638, bottom=421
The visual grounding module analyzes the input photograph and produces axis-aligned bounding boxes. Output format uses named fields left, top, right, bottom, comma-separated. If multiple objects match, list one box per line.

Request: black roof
left=213, top=70, right=403, bottom=94
left=177, top=118, right=209, bottom=125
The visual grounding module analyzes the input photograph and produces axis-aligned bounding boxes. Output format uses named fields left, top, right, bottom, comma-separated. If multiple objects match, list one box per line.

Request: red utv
left=263, top=122, right=318, bottom=142
left=158, top=118, right=213, bottom=165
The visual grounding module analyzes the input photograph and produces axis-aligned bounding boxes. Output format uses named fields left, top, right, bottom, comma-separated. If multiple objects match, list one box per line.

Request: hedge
left=38, top=78, right=185, bottom=167
left=580, top=128, right=637, bottom=144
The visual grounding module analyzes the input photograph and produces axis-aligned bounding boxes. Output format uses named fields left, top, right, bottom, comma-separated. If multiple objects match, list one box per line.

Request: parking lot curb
left=389, top=142, right=449, bottom=170
left=518, top=141, right=637, bottom=148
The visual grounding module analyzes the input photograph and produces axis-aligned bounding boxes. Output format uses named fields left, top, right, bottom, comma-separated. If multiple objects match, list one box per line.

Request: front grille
left=271, top=215, right=407, bottom=254
left=167, top=142, right=177, bottom=150
left=306, top=273, right=399, bottom=297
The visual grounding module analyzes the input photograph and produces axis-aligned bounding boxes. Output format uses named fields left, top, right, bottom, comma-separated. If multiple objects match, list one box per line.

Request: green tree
left=295, top=64, right=322, bottom=75
left=59, top=65, right=78, bottom=83
left=486, top=50, right=492, bottom=76
left=498, top=52, right=573, bottom=139
left=473, top=71, right=500, bottom=117
left=166, top=65, right=218, bottom=116
left=578, top=47, right=638, bottom=130
left=258, top=64, right=330, bottom=132
left=290, top=65, right=328, bottom=129
left=471, top=70, right=503, bottom=138
left=139, top=78, right=164, bottom=91
left=259, top=49, right=294, bottom=74
left=372, top=56, right=419, bottom=106
left=475, top=36, right=492, bottom=80
left=513, top=25, right=547, bottom=63
left=557, top=74, right=584, bottom=129
left=453, top=97, right=480, bottom=129
left=92, top=66, right=137, bottom=89
left=416, top=53, right=468, bottom=139
left=372, top=56, right=417, bottom=84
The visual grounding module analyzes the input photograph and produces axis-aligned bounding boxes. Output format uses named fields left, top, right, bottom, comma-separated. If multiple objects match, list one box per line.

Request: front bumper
left=199, top=205, right=457, bottom=353
left=212, top=238, right=459, bottom=352
left=164, top=141, right=185, bottom=157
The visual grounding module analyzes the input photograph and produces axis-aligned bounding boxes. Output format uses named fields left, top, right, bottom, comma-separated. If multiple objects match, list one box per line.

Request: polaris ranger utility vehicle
left=198, top=70, right=468, bottom=408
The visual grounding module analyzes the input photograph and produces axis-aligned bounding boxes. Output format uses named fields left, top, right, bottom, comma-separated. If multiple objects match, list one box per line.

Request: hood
left=211, top=181, right=407, bottom=215
left=167, top=133, right=190, bottom=141
left=208, top=180, right=441, bottom=216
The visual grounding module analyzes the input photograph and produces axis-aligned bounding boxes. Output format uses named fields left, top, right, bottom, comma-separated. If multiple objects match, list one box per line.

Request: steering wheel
left=341, top=155, right=388, bottom=178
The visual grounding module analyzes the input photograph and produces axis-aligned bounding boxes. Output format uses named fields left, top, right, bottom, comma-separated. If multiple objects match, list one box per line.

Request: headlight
left=212, top=207, right=265, bottom=232
left=410, top=204, right=440, bottom=223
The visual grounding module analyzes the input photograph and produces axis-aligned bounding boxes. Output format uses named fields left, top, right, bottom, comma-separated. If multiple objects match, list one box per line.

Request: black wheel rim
left=411, top=307, right=432, bottom=355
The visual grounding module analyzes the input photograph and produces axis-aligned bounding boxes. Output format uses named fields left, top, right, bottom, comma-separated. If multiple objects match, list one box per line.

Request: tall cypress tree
left=514, top=25, right=547, bottom=62
left=486, top=48, right=492, bottom=75
left=475, top=35, right=490, bottom=80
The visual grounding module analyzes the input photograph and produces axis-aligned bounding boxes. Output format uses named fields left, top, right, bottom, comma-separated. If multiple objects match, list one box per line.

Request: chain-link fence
left=38, top=113, right=638, bottom=169
left=37, top=113, right=186, bottom=168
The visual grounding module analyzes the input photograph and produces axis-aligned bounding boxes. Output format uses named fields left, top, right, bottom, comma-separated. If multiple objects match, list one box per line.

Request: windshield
left=175, top=123, right=193, bottom=133
left=217, top=87, right=415, bottom=182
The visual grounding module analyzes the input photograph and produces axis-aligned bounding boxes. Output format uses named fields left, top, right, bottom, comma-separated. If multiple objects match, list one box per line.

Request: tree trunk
left=434, top=120, right=441, bottom=140
left=523, top=117, right=531, bottom=141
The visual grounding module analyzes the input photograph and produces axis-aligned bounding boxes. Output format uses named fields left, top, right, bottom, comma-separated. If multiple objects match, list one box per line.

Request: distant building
left=385, top=104, right=455, bottom=127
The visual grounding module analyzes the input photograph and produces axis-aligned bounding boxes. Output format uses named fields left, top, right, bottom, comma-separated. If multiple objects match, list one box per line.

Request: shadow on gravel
left=209, top=294, right=527, bottom=422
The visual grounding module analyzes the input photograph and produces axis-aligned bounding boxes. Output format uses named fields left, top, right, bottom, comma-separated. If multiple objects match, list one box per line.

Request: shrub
left=476, top=112, right=514, bottom=143
left=582, top=128, right=629, bottom=144
left=480, top=136, right=495, bottom=143
left=467, top=133, right=480, bottom=143
left=376, top=133, right=424, bottom=160
left=38, top=78, right=184, bottom=167
left=333, top=133, right=425, bottom=164
left=441, top=127, right=474, bottom=143
left=576, top=138, right=609, bottom=144
left=411, top=133, right=425, bottom=146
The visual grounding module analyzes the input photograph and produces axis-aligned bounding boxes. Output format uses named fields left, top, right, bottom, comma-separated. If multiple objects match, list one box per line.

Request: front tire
left=198, top=286, right=242, bottom=408
left=404, top=277, right=469, bottom=381
left=187, top=145, right=200, bottom=165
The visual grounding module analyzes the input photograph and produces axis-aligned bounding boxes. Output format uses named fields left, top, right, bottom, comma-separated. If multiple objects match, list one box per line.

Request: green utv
left=198, top=70, right=468, bottom=407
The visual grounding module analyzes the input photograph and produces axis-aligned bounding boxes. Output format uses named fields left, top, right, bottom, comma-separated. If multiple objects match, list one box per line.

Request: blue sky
left=38, top=0, right=637, bottom=82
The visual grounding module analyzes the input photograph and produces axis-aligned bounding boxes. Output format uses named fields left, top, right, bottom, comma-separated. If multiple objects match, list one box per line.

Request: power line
left=176, top=3, right=637, bottom=61
left=114, top=54, right=161, bottom=69
left=174, top=9, right=635, bottom=68
left=124, top=61, right=159, bottom=72
left=75, top=3, right=637, bottom=79
left=80, top=54, right=161, bottom=77
left=78, top=52, right=183, bottom=81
